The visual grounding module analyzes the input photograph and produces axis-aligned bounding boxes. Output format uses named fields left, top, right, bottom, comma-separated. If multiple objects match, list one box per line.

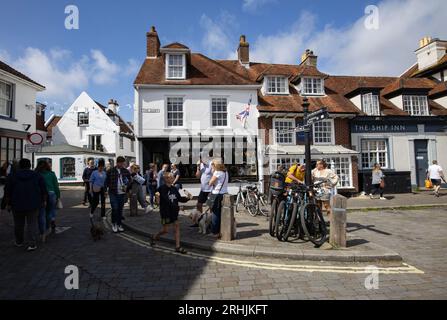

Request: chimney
left=146, top=26, right=160, bottom=58
left=301, top=49, right=318, bottom=67
left=415, top=37, right=447, bottom=70
left=107, top=99, right=118, bottom=114
left=238, top=35, right=250, bottom=67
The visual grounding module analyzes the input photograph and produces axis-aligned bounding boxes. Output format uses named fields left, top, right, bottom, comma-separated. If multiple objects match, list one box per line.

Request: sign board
left=351, top=123, right=418, bottom=133
left=25, top=144, right=42, bottom=153
left=28, top=132, right=44, bottom=145
left=142, top=108, right=161, bottom=113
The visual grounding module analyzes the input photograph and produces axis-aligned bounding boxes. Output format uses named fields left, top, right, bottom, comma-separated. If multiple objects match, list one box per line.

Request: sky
left=1, top=0, right=446, bottom=122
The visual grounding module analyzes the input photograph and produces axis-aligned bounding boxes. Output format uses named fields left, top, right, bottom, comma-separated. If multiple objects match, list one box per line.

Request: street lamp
left=302, top=97, right=312, bottom=185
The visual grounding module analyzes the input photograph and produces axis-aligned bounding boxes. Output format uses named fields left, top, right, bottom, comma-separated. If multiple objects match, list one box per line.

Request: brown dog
left=90, top=218, right=104, bottom=241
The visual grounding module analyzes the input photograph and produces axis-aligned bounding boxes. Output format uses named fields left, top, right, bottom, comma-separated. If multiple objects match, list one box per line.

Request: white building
left=42, top=92, right=136, bottom=183
left=0, top=60, right=45, bottom=164
left=133, top=28, right=262, bottom=194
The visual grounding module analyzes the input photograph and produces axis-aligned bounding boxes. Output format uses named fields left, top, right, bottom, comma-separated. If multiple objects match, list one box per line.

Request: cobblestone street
left=0, top=189, right=446, bottom=300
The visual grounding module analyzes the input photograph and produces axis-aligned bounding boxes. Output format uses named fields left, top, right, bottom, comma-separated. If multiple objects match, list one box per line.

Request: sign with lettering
left=142, top=108, right=160, bottom=114
left=351, top=123, right=418, bottom=133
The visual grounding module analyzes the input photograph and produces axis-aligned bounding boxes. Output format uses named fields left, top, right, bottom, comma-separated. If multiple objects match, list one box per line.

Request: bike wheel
left=300, top=203, right=328, bottom=247
left=257, top=194, right=269, bottom=216
left=246, top=192, right=258, bottom=217
left=275, top=200, right=293, bottom=242
left=235, top=192, right=243, bottom=213
left=269, top=198, right=278, bottom=237
left=284, top=202, right=300, bottom=242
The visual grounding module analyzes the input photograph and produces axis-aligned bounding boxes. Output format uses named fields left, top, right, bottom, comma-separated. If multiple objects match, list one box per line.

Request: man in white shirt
left=427, top=160, right=445, bottom=197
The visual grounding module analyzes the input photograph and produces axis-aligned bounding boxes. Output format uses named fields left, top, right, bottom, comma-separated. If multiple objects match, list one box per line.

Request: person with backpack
left=145, top=163, right=158, bottom=210
left=285, top=163, right=306, bottom=185
left=4, top=159, right=47, bottom=251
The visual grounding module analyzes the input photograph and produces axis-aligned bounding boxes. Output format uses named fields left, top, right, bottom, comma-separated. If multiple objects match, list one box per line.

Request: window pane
left=361, top=139, right=388, bottom=169
left=211, top=98, right=228, bottom=127
left=167, top=97, right=183, bottom=127
left=61, top=157, right=76, bottom=178
left=313, top=120, right=332, bottom=144
left=274, top=119, right=294, bottom=144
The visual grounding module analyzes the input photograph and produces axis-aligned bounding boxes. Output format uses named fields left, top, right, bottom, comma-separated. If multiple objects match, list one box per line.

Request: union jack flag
left=236, top=95, right=252, bottom=127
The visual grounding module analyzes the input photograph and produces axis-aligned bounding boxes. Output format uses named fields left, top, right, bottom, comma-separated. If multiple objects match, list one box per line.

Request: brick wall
left=258, top=117, right=272, bottom=145
left=334, top=118, right=351, bottom=148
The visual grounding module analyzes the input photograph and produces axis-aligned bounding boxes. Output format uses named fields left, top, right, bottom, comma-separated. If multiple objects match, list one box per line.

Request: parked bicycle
left=234, top=180, right=268, bottom=217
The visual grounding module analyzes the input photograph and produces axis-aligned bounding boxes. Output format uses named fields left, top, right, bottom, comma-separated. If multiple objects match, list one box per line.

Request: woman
left=370, top=163, right=386, bottom=200
left=0, top=161, right=9, bottom=211
left=35, top=160, right=60, bottom=241
left=312, top=160, right=339, bottom=219
left=171, top=163, right=181, bottom=190
left=129, top=164, right=151, bottom=214
left=89, top=159, right=107, bottom=220
left=208, top=158, right=228, bottom=238
left=145, top=163, right=158, bottom=209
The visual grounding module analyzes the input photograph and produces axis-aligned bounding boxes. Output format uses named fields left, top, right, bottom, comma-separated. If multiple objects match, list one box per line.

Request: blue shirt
left=90, top=170, right=107, bottom=188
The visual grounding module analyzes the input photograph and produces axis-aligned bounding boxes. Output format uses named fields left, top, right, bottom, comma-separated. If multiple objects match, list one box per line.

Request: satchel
left=206, top=172, right=227, bottom=208
left=379, top=179, right=385, bottom=189
left=56, top=198, right=63, bottom=209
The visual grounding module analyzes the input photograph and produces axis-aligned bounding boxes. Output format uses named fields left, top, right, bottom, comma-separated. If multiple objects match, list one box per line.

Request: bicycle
left=234, top=180, right=269, bottom=217
left=274, top=184, right=303, bottom=242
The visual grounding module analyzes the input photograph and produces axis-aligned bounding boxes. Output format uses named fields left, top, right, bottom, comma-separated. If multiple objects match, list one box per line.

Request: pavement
left=1, top=188, right=447, bottom=300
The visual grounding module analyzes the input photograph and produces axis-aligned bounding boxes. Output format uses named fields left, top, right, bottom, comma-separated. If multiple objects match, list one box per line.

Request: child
left=151, top=172, right=192, bottom=254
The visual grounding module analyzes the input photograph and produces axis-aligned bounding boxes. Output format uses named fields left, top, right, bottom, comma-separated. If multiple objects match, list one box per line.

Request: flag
left=236, top=95, right=252, bottom=128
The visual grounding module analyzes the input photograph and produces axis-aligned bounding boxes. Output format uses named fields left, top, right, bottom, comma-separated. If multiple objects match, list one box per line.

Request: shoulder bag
left=206, top=172, right=227, bottom=208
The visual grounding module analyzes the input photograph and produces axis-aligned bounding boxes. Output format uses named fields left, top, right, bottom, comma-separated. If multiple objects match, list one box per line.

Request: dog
left=90, top=217, right=104, bottom=241
left=198, top=210, right=212, bottom=235
left=188, top=209, right=202, bottom=225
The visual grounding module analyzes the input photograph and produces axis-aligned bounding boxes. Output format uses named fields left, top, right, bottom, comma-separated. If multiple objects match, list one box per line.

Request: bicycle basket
left=270, top=171, right=285, bottom=196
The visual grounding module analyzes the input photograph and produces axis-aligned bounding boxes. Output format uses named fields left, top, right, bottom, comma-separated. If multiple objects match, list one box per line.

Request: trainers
left=27, top=245, right=37, bottom=252
left=102, top=216, right=107, bottom=221
left=112, top=224, right=118, bottom=233
left=118, top=225, right=124, bottom=232
left=380, top=197, right=387, bottom=200
left=145, top=206, right=152, bottom=214
left=14, top=241, right=24, bottom=248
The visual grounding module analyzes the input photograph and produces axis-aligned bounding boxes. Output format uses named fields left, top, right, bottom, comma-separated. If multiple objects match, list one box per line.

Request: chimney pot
left=301, top=49, right=318, bottom=67
left=237, top=35, right=250, bottom=67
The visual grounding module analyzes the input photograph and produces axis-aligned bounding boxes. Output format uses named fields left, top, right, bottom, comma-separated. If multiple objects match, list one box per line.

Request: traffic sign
left=25, top=144, right=42, bottom=153
left=28, top=132, right=44, bottom=146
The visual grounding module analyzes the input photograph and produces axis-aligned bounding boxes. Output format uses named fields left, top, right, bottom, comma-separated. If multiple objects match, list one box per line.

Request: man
left=82, top=160, right=97, bottom=206
left=195, top=158, right=213, bottom=216
left=157, top=164, right=169, bottom=188
left=427, top=160, right=445, bottom=197
left=105, top=156, right=130, bottom=233
left=285, top=163, right=306, bottom=185
left=4, top=159, right=47, bottom=251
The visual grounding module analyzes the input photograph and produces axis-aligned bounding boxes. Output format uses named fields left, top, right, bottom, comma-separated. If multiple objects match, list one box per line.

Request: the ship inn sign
left=352, top=123, right=418, bottom=133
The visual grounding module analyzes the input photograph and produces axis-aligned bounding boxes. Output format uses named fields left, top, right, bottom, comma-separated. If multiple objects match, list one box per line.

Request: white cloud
left=0, top=49, right=11, bottom=63
left=124, top=58, right=140, bottom=76
left=90, top=49, right=120, bottom=85
left=242, top=0, right=276, bottom=13
left=200, top=12, right=239, bottom=60
left=234, top=0, right=447, bottom=76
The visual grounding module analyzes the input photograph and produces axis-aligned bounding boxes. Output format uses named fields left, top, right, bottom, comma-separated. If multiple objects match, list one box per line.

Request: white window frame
left=270, top=156, right=304, bottom=175
left=402, top=95, right=429, bottom=116
left=166, top=96, right=185, bottom=128
left=313, top=119, right=334, bottom=145
left=361, top=93, right=381, bottom=116
left=77, top=112, right=89, bottom=127
left=211, top=97, right=229, bottom=127
left=266, top=76, right=289, bottom=95
left=166, top=53, right=186, bottom=80
left=301, top=77, right=325, bottom=96
left=361, top=139, right=389, bottom=169
left=89, top=135, right=102, bottom=151
left=326, top=157, right=353, bottom=189
left=273, top=118, right=296, bottom=145
left=0, top=80, right=13, bottom=118
left=119, top=136, right=124, bottom=150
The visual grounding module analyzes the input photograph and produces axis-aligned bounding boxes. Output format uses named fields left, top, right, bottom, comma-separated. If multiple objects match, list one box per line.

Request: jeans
left=13, top=210, right=39, bottom=246
left=137, top=185, right=147, bottom=208
left=84, top=183, right=92, bottom=204
left=211, top=194, right=224, bottom=235
left=371, top=184, right=384, bottom=197
left=91, top=188, right=106, bottom=217
left=38, top=191, right=57, bottom=235
left=146, top=185, right=156, bottom=206
left=109, top=193, right=125, bottom=226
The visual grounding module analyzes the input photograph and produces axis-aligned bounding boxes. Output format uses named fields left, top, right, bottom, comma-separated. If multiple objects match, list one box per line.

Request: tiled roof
left=94, top=101, right=134, bottom=136
left=381, top=78, right=436, bottom=97
left=0, top=60, right=45, bottom=89
left=45, top=116, right=62, bottom=138
left=134, top=53, right=258, bottom=86
left=401, top=54, right=447, bottom=78
left=161, top=42, right=190, bottom=49
left=429, top=82, right=447, bottom=98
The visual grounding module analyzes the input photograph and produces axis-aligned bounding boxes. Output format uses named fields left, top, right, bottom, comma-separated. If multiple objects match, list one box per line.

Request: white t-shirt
left=211, top=171, right=228, bottom=195
left=200, top=162, right=213, bottom=193
left=117, top=169, right=125, bottom=195
left=428, top=164, right=443, bottom=180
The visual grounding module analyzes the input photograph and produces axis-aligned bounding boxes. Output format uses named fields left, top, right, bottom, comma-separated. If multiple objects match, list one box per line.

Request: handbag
left=425, top=179, right=433, bottom=189
left=379, top=179, right=385, bottom=189
left=206, top=172, right=227, bottom=208
left=56, top=198, right=63, bottom=209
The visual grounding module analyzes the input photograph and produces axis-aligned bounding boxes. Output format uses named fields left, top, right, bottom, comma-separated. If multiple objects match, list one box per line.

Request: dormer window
left=266, top=76, right=288, bottom=94
left=166, top=54, right=186, bottom=79
left=403, top=95, right=429, bottom=116
left=361, top=93, right=380, bottom=116
left=301, top=77, right=324, bottom=95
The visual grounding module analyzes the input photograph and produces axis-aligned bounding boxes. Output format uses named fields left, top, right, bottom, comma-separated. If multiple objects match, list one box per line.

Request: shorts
left=197, top=191, right=210, bottom=204
left=431, top=179, right=442, bottom=186
left=161, top=215, right=178, bottom=225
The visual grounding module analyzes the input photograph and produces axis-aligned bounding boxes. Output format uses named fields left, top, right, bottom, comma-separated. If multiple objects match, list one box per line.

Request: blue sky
left=1, top=0, right=446, bottom=122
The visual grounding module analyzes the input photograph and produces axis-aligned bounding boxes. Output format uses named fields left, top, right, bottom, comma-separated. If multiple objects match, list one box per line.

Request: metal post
left=302, top=97, right=312, bottom=185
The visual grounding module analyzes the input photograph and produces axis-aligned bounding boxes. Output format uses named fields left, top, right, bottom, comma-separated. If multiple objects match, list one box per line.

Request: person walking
left=129, top=164, right=151, bottom=215
left=82, top=160, right=97, bottom=206
left=35, top=160, right=61, bottom=241
left=145, top=163, right=158, bottom=210
left=150, top=172, right=192, bottom=254
left=157, top=164, right=169, bottom=188
left=427, top=160, right=445, bottom=197
left=90, top=159, right=107, bottom=221
left=208, top=158, right=228, bottom=238
left=4, top=159, right=47, bottom=251
left=105, top=156, right=131, bottom=233
left=370, top=163, right=386, bottom=200
left=171, top=164, right=182, bottom=190
left=312, top=159, right=339, bottom=220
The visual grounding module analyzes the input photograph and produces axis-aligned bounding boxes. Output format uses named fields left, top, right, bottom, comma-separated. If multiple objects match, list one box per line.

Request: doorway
left=414, top=140, right=428, bottom=187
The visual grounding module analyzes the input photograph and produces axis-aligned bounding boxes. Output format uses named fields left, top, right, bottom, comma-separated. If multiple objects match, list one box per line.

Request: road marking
left=118, top=232, right=424, bottom=275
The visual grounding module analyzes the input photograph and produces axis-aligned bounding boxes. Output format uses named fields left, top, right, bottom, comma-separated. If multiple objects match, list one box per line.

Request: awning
left=265, top=144, right=359, bottom=156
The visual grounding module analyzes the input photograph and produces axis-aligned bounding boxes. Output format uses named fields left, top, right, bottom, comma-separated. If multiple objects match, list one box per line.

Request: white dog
left=198, top=210, right=212, bottom=235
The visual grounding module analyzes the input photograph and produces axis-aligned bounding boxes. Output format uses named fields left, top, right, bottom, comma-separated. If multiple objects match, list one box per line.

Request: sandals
left=175, top=247, right=187, bottom=254
left=149, top=235, right=157, bottom=247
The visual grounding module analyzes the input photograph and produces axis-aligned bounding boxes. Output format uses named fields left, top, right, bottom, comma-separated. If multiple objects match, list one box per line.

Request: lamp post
left=302, top=97, right=312, bottom=185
